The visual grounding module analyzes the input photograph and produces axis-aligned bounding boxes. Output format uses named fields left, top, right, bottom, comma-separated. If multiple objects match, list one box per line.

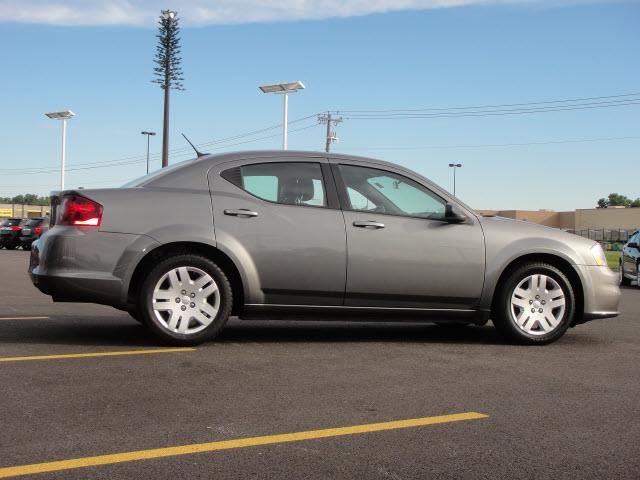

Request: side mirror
left=445, top=203, right=466, bottom=224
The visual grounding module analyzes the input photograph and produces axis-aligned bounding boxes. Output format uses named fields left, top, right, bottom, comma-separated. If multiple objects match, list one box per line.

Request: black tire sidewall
left=495, top=263, right=575, bottom=345
left=138, top=254, right=232, bottom=345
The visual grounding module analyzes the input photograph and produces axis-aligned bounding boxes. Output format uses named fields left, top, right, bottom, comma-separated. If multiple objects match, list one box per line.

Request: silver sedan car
left=29, top=151, right=620, bottom=345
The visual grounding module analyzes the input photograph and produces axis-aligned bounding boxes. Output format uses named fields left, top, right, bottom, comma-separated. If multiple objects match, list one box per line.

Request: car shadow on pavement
left=216, top=320, right=507, bottom=345
left=0, top=316, right=161, bottom=348
left=0, top=316, right=511, bottom=347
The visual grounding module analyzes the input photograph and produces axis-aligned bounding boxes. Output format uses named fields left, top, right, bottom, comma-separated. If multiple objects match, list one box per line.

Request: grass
left=605, top=251, right=621, bottom=270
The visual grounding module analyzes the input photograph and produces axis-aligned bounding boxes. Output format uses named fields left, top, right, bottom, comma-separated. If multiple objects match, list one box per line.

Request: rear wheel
left=138, top=254, right=232, bottom=346
left=493, top=262, right=575, bottom=345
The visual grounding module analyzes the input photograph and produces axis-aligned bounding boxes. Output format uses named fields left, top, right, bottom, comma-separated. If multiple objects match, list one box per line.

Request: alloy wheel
left=510, top=274, right=566, bottom=335
left=152, top=266, right=220, bottom=335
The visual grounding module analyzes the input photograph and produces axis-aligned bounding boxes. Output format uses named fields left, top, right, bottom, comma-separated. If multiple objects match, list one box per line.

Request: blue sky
left=0, top=0, right=638, bottom=210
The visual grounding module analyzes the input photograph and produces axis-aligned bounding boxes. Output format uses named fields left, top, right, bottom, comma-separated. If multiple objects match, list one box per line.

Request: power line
left=331, top=135, right=640, bottom=151
left=0, top=120, right=321, bottom=176
left=336, top=92, right=640, bottom=114
left=339, top=100, right=640, bottom=120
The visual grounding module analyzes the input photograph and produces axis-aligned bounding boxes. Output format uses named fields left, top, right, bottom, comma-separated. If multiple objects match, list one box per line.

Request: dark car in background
left=620, top=230, right=640, bottom=287
left=0, top=218, right=25, bottom=250
left=19, top=218, right=48, bottom=250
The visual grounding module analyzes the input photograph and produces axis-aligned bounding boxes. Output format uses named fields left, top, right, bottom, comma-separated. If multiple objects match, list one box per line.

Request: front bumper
left=575, top=265, right=620, bottom=322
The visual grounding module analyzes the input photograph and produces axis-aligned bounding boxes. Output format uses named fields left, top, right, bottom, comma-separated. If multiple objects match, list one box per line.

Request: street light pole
left=448, top=163, right=462, bottom=196
left=45, top=110, right=75, bottom=191
left=282, top=93, right=288, bottom=150
left=141, top=131, right=156, bottom=174
left=259, top=81, right=305, bottom=151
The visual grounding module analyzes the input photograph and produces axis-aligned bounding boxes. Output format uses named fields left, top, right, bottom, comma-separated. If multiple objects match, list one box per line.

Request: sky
left=0, top=0, right=638, bottom=211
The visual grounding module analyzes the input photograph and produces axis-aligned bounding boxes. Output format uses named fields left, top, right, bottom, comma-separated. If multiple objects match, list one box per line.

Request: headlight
left=590, top=243, right=607, bottom=266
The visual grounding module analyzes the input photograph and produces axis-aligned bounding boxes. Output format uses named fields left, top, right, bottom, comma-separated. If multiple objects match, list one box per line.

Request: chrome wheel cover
left=152, top=266, right=220, bottom=335
left=510, top=274, right=566, bottom=336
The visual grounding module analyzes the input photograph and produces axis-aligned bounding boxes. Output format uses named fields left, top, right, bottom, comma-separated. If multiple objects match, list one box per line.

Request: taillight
left=10, top=226, right=21, bottom=231
left=57, top=195, right=103, bottom=227
left=34, top=226, right=43, bottom=235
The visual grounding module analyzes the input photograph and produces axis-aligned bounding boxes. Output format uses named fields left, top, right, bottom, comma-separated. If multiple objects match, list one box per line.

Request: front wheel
left=493, top=262, right=575, bottom=345
left=138, top=254, right=233, bottom=346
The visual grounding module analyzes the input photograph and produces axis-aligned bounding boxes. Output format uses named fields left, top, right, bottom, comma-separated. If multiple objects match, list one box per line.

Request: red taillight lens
left=10, top=226, right=21, bottom=231
left=58, top=195, right=103, bottom=227
left=34, top=226, right=43, bottom=235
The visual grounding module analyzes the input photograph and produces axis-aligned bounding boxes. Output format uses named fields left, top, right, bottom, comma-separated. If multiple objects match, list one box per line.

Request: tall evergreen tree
left=153, top=10, right=184, bottom=168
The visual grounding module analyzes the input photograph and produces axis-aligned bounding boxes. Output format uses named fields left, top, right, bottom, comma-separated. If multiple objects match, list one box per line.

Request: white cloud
left=0, top=0, right=598, bottom=26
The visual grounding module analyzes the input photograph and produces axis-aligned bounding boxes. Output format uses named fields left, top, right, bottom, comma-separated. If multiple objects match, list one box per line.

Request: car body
left=19, top=218, right=48, bottom=250
left=0, top=218, right=25, bottom=250
left=619, top=230, right=640, bottom=287
left=29, top=151, right=620, bottom=345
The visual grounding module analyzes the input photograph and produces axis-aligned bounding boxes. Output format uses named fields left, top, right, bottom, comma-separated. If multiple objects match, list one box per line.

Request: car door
left=331, top=160, right=485, bottom=310
left=209, top=157, right=346, bottom=306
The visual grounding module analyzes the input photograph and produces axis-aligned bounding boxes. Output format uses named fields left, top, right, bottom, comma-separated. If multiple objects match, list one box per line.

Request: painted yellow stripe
left=0, top=348, right=195, bottom=363
left=0, top=412, right=488, bottom=478
left=0, top=316, right=48, bottom=321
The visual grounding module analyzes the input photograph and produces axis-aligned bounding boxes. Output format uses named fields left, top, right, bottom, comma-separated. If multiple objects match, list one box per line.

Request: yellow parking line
left=0, top=412, right=488, bottom=478
left=0, top=348, right=195, bottom=363
left=0, top=316, right=48, bottom=321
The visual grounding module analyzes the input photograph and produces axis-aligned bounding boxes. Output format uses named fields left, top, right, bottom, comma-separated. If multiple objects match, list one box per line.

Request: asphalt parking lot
left=0, top=249, right=639, bottom=479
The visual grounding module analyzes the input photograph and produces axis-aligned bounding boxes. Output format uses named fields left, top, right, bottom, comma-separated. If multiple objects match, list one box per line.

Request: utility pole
left=318, top=112, right=343, bottom=153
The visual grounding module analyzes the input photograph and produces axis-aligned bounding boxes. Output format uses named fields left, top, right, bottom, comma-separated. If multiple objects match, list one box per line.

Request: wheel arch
left=490, top=253, right=585, bottom=325
left=126, top=241, right=245, bottom=316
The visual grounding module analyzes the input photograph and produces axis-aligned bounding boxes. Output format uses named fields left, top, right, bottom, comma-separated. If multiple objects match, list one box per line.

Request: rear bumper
left=575, top=265, right=621, bottom=323
left=29, top=227, right=160, bottom=309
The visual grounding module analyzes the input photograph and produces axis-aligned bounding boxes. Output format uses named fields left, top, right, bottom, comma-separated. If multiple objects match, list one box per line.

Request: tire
left=22, top=244, right=31, bottom=251
left=5, top=244, right=15, bottom=250
left=619, top=264, right=631, bottom=286
left=493, top=262, right=575, bottom=345
left=138, top=254, right=233, bottom=346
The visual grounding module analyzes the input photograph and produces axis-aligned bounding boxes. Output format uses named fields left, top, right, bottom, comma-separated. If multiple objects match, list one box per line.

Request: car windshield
left=4, top=218, right=21, bottom=226
left=25, top=219, right=42, bottom=227
left=122, top=159, right=193, bottom=187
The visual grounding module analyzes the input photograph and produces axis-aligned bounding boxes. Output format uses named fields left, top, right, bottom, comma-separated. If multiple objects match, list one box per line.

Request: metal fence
left=567, top=229, right=637, bottom=243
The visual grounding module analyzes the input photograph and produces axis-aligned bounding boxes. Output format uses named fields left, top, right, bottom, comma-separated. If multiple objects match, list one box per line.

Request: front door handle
left=353, top=220, right=385, bottom=229
left=224, top=209, right=259, bottom=218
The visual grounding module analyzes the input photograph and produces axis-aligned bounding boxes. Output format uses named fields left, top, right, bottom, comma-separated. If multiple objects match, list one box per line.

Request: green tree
left=597, top=193, right=633, bottom=208
left=631, top=198, right=640, bottom=208
left=153, top=10, right=184, bottom=168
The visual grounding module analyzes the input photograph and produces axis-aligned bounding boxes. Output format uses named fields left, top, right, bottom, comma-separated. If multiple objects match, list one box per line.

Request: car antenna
left=181, top=133, right=209, bottom=158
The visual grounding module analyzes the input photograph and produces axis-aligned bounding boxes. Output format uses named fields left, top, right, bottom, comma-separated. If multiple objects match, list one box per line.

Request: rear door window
left=222, top=162, right=327, bottom=208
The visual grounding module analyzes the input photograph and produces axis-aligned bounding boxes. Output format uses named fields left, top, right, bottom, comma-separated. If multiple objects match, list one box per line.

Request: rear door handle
left=353, top=220, right=385, bottom=229
left=224, top=209, right=259, bottom=218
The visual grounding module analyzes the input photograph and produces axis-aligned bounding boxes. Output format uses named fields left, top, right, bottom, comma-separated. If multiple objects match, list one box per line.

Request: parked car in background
left=0, top=218, right=25, bottom=250
left=620, top=230, right=640, bottom=287
left=19, top=218, right=48, bottom=250
left=29, top=151, right=620, bottom=346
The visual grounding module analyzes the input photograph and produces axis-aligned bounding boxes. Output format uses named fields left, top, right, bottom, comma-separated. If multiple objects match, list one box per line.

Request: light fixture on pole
left=141, top=131, right=156, bottom=174
left=45, top=110, right=75, bottom=190
left=259, top=81, right=305, bottom=150
left=448, top=163, right=462, bottom=196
